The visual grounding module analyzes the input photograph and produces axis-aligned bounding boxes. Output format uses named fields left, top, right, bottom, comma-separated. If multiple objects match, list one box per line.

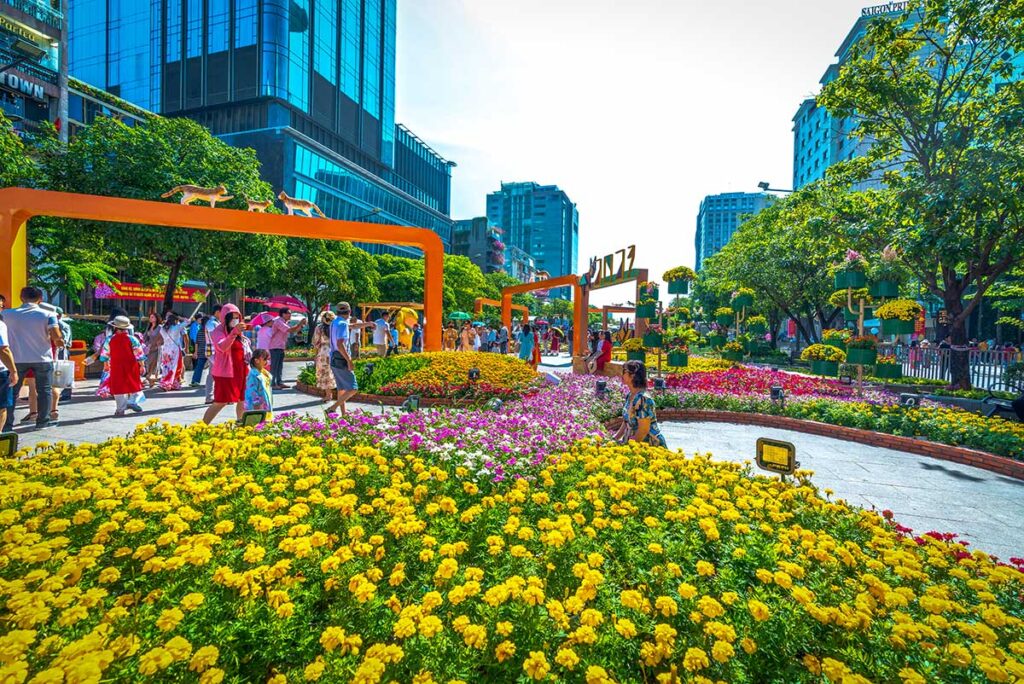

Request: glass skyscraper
left=486, top=182, right=578, bottom=294
left=67, top=0, right=454, bottom=255
left=694, top=192, right=772, bottom=272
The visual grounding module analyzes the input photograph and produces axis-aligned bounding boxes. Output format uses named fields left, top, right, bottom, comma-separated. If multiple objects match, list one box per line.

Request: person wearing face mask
left=203, top=303, right=252, bottom=424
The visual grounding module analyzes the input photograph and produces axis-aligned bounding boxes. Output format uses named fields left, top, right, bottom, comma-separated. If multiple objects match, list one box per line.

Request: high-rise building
left=485, top=182, right=578, bottom=292
left=67, top=0, right=454, bottom=256
left=452, top=217, right=504, bottom=274
left=792, top=2, right=1024, bottom=190
left=694, top=192, right=772, bottom=271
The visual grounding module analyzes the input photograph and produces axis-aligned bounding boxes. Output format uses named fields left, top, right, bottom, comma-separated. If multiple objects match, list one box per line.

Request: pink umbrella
left=265, top=295, right=308, bottom=313
left=250, top=311, right=276, bottom=327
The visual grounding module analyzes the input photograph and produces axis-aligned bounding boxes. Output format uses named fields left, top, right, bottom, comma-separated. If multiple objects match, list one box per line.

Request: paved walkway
left=661, top=422, right=1023, bottom=561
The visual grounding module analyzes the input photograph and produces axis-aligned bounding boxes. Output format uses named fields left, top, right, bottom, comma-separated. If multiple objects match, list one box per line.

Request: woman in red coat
left=100, top=316, right=145, bottom=416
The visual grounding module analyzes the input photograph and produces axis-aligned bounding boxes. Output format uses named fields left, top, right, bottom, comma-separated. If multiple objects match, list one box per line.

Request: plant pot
left=748, top=323, right=766, bottom=335
left=636, top=303, right=657, bottom=319
left=716, top=314, right=733, bottom=327
left=626, top=350, right=646, bottom=362
left=723, top=351, right=743, bottom=362
left=874, top=362, right=902, bottom=379
left=846, top=347, right=878, bottom=365
left=834, top=269, right=867, bottom=289
left=824, top=341, right=847, bottom=352
left=844, top=307, right=873, bottom=322
left=668, top=280, right=689, bottom=295
left=709, top=335, right=725, bottom=350
left=811, top=360, right=840, bottom=377
left=667, top=351, right=689, bottom=367
left=740, top=339, right=750, bottom=353
left=731, top=294, right=753, bottom=309
left=881, top=318, right=915, bottom=335
left=642, top=333, right=663, bottom=347
left=869, top=280, right=900, bottom=298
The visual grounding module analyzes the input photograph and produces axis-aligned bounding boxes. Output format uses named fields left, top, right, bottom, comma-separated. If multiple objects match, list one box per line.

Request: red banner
left=94, top=281, right=205, bottom=303
left=915, top=309, right=926, bottom=337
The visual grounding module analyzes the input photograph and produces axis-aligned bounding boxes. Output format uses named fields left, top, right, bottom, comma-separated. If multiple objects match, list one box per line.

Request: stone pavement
left=661, top=421, right=1024, bottom=561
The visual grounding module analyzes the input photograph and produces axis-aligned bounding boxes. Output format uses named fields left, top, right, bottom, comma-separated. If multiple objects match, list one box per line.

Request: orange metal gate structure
left=474, top=297, right=528, bottom=324
left=0, top=188, right=445, bottom=351
left=500, top=275, right=586, bottom=354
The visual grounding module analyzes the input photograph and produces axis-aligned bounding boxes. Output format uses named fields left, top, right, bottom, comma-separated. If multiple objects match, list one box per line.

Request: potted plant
left=868, top=245, right=905, bottom=299
left=722, top=341, right=744, bottom=362
left=714, top=306, right=734, bottom=327
left=822, top=328, right=852, bottom=351
left=665, top=327, right=697, bottom=367
left=832, top=249, right=868, bottom=289
left=874, top=353, right=902, bottom=379
left=846, top=335, right=878, bottom=365
left=642, top=323, right=663, bottom=348
left=736, top=332, right=752, bottom=353
left=622, top=337, right=646, bottom=362
left=731, top=287, right=755, bottom=309
left=639, top=281, right=660, bottom=301
left=747, top=314, right=768, bottom=335
left=636, top=297, right=658, bottom=319
left=663, top=266, right=697, bottom=295
left=876, top=299, right=923, bottom=335
left=829, top=289, right=873, bottom=322
left=801, top=343, right=846, bottom=377
left=667, top=306, right=691, bottom=323
left=707, top=326, right=726, bottom=349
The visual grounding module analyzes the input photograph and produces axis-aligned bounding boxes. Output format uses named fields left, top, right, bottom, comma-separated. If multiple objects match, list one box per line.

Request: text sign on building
left=861, top=2, right=909, bottom=16
left=0, top=73, right=45, bottom=102
left=755, top=438, right=797, bottom=475
left=587, top=245, right=636, bottom=287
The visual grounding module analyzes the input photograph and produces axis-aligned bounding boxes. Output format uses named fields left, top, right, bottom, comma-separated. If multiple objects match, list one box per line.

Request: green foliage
left=0, top=113, right=37, bottom=187
left=352, top=355, right=433, bottom=395
left=67, top=318, right=106, bottom=344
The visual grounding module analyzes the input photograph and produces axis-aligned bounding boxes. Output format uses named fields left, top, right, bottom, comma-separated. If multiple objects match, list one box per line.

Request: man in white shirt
left=372, top=314, right=390, bottom=357
left=2, top=287, right=64, bottom=430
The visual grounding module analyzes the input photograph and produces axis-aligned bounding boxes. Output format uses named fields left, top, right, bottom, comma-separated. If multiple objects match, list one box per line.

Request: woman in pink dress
left=157, top=313, right=187, bottom=390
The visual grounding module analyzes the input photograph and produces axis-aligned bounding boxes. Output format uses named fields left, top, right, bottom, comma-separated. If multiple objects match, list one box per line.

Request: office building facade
left=694, top=192, right=772, bottom=271
left=485, top=182, right=578, bottom=294
left=67, top=0, right=454, bottom=256
left=452, top=217, right=504, bottom=274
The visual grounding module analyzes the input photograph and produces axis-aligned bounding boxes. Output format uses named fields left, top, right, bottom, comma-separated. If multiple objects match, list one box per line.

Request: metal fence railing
left=878, top=345, right=1021, bottom=390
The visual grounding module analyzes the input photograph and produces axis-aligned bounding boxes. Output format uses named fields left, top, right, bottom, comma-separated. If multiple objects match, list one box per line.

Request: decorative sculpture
left=278, top=191, right=327, bottom=218
left=245, top=197, right=273, bottom=213
left=160, top=184, right=234, bottom=207
left=393, top=307, right=420, bottom=349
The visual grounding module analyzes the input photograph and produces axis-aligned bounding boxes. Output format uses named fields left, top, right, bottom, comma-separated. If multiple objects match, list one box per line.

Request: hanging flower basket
left=834, top=269, right=867, bottom=289
left=709, top=334, right=725, bottom=350
left=723, top=350, right=744, bottom=362
left=846, top=347, right=878, bottom=366
left=626, top=350, right=646, bottom=362
left=642, top=332, right=663, bottom=347
left=668, top=280, right=689, bottom=295
left=811, top=360, right=840, bottom=377
left=869, top=280, right=900, bottom=299
left=731, top=294, right=753, bottom=309
left=748, top=322, right=766, bottom=335
left=844, top=307, right=874, bottom=323
left=635, top=303, right=657, bottom=319
left=874, top=362, right=902, bottom=379
left=716, top=314, right=733, bottom=327
left=667, top=351, right=689, bottom=367
left=881, top=318, right=915, bottom=335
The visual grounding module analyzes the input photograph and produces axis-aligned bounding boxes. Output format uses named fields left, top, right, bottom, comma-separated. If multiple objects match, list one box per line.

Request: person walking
left=0, top=311, right=17, bottom=432
left=517, top=324, right=535, bottom=366
left=410, top=323, right=423, bottom=353
left=325, top=302, right=359, bottom=417
left=1, top=287, right=63, bottom=431
left=143, top=311, right=164, bottom=387
left=101, top=316, right=145, bottom=416
left=459, top=322, right=476, bottom=352
left=204, top=305, right=222, bottom=403
left=268, top=307, right=302, bottom=389
left=244, top=349, right=274, bottom=419
left=497, top=325, right=509, bottom=355
left=203, top=304, right=251, bottom=424
left=372, top=313, right=390, bottom=357
left=157, top=313, right=186, bottom=390
left=311, top=311, right=337, bottom=396
left=443, top=322, right=458, bottom=351
left=189, top=314, right=210, bottom=387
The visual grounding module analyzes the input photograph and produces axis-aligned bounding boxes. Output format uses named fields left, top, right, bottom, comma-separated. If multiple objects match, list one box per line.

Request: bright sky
left=395, top=0, right=871, bottom=306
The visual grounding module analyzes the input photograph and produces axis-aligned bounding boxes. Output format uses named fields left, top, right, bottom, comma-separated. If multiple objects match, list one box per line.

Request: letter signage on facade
left=861, top=2, right=909, bottom=17
left=0, top=73, right=45, bottom=101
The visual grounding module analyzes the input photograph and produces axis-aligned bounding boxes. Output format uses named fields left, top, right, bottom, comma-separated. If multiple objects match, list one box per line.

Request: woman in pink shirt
left=202, top=304, right=251, bottom=424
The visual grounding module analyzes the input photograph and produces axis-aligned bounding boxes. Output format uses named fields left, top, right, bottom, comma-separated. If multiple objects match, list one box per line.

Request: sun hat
left=111, top=316, right=132, bottom=330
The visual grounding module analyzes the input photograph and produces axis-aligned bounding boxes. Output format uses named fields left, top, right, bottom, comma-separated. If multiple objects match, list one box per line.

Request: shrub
left=821, top=329, right=852, bottom=344
left=800, top=344, right=846, bottom=363
left=67, top=318, right=106, bottom=344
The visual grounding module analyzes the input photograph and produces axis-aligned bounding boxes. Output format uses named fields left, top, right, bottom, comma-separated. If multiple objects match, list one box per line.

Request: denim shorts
left=331, top=367, right=357, bottom=391
left=0, top=369, right=12, bottom=410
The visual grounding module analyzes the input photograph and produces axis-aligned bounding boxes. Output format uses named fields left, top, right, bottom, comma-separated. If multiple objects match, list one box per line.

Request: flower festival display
left=876, top=299, right=924, bottom=335
left=801, top=344, right=847, bottom=377
left=663, top=266, right=697, bottom=294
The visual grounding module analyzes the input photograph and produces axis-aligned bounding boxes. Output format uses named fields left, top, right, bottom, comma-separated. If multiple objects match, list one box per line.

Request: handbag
left=330, top=350, right=348, bottom=370
left=52, top=349, right=75, bottom=390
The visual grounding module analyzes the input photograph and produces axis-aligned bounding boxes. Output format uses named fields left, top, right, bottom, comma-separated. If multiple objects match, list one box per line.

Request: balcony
left=3, top=0, right=63, bottom=29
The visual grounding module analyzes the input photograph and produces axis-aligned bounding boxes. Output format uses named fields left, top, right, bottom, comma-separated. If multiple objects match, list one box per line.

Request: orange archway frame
left=501, top=275, right=587, bottom=354
left=597, top=305, right=635, bottom=329
left=475, top=297, right=528, bottom=324
left=0, top=188, right=445, bottom=351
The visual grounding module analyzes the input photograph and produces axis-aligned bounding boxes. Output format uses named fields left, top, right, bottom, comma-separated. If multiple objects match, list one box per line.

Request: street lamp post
left=355, top=207, right=382, bottom=221
left=757, top=181, right=795, bottom=194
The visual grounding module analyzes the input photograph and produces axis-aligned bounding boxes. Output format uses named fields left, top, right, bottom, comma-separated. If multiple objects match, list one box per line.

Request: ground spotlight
left=900, top=393, right=922, bottom=408
left=486, top=398, right=504, bottom=412
left=238, top=411, right=268, bottom=427
left=770, top=385, right=785, bottom=408
left=596, top=379, right=608, bottom=397
left=401, top=395, right=421, bottom=412
left=840, top=374, right=853, bottom=385
left=364, top=362, right=375, bottom=375
left=0, top=432, right=18, bottom=458
left=653, top=377, right=666, bottom=390
left=468, top=368, right=481, bottom=382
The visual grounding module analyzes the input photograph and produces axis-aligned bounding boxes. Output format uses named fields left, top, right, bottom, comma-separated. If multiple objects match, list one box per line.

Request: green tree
left=819, top=0, right=1024, bottom=387
left=41, top=116, right=283, bottom=311
left=442, top=254, right=490, bottom=315
left=0, top=113, right=36, bottom=187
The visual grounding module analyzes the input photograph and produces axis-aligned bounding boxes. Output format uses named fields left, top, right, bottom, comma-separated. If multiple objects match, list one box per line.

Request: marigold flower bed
left=3, top=425, right=1022, bottom=683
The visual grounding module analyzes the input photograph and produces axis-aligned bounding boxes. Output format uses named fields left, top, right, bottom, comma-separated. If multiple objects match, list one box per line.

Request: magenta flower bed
left=665, top=367, right=896, bottom=403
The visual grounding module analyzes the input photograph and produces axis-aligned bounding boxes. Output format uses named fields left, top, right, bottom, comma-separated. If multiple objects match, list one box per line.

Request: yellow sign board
left=755, top=438, right=796, bottom=475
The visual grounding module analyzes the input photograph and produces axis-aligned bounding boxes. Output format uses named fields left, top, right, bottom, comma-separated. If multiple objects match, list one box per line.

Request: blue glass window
left=167, top=0, right=182, bottom=61
left=313, top=0, right=337, bottom=84
left=286, top=0, right=310, bottom=111
left=208, top=0, right=229, bottom=53
left=380, top=0, right=396, bottom=166
left=235, top=0, right=257, bottom=47
left=186, top=0, right=203, bottom=58
left=69, top=0, right=107, bottom=86
left=362, top=0, right=382, bottom=118
left=340, top=0, right=361, bottom=101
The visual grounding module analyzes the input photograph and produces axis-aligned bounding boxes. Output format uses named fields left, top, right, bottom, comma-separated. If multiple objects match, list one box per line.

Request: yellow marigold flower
left=802, top=655, right=821, bottom=675
left=181, top=593, right=205, bottom=611
left=620, top=589, right=644, bottom=611
left=741, top=638, right=757, bottom=654
left=213, top=520, right=234, bottom=535
left=721, top=591, right=738, bottom=605
left=677, top=583, right=697, bottom=600
left=755, top=569, right=774, bottom=584
left=555, top=647, right=580, bottom=670
left=523, top=652, right=550, bottom=680
left=139, top=647, right=174, bottom=675
left=165, top=636, right=192, bottom=661
left=585, top=665, right=613, bottom=683
left=711, top=640, right=734, bottom=663
left=654, top=596, right=678, bottom=617
left=393, top=617, right=417, bottom=639
left=697, top=596, right=724, bottom=619
left=462, top=624, right=487, bottom=649
left=773, top=571, right=793, bottom=589
left=496, top=621, right=514, bottom=637
left=495, top=640, right=516, bottom=663
left=418, top=615, right=443, bottom=638
left=267, top=675, right=287, bottom=684
left=682, top=647, right=709, bottom=672
left=696, top=561, right=715, bottom=576
left=747, top=599, right=770, bottom=622
left=156, top=607, right=185, bottom=632
left=580, top=608, right=603, bottom=627
left=898, top=668, right=925, bottom=684
left=945, top=643, right=972, bottom=667
left=189, top=645, right=219, bottom=672
left=98, top=567, right=120, bottom=584
left=615, top=618, right=638, bottom=639
left=200, top=668, right=225, bottom=684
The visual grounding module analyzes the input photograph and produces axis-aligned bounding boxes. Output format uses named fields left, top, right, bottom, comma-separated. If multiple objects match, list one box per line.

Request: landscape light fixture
left=596, top=379, right=608, bottom=397
left=238, top=411, right=268, bottom=428
left=468, top=368, right=481, bottom=382
left=900, top=393, right=922, bottom=408
left=840, top=374, right=854, bottom=385
left=364, top=362, right=375, bottom=375
left=770, top=385, right=785, bottom=408
left=401, top=395, right=421, bottom=413
left=653, top=377, right=666, bottom=390
left=486, top=398, right=504, bottom=412
left=0, top=432, right=18, bottom=459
